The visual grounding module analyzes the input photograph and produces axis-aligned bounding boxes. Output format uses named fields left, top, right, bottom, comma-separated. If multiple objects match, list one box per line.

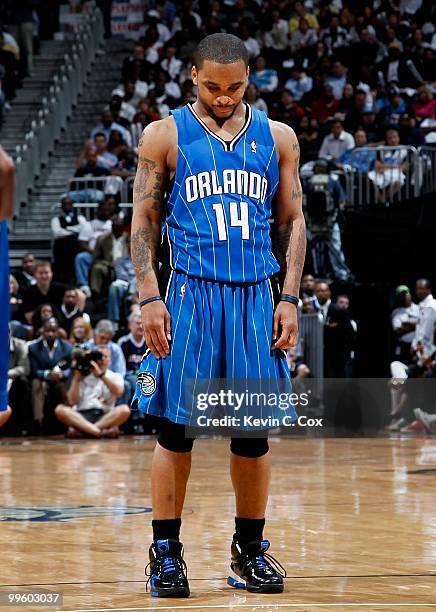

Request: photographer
left=54, top=345, right=130, bottom=438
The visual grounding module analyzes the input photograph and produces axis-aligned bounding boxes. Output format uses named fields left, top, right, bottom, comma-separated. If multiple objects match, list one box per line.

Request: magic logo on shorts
left=137, top=372, right=156, bottom=396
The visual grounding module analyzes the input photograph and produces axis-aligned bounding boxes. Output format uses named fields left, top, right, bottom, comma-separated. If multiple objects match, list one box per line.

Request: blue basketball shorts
left=132, top=270, right=297, bottom=426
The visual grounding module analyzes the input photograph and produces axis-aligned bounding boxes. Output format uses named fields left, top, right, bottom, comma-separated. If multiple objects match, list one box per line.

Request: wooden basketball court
left=0, top=435, right=435, bottom=611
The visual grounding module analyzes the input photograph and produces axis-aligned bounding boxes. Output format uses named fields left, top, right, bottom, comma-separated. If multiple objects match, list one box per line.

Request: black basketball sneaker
left=227, top=539, right=286, bottom=593
left=146, top=539, right=190, bottom=597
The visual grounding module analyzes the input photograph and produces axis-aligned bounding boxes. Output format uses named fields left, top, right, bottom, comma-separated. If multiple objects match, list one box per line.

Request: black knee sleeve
left=230, top=436, right=269, bottom=458
left=157, top=418, right=195, bottom=453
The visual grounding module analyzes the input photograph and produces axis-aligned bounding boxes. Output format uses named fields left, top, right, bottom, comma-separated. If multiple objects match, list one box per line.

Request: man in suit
left=90, top=217, right=126, bottom=296
left=7, top=332, right=32, bottom=434
left=29, top=318, right=72, bottom=432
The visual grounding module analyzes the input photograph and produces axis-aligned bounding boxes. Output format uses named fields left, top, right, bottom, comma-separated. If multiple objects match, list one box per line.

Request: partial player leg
left=146, top=419, right=193, bottom=597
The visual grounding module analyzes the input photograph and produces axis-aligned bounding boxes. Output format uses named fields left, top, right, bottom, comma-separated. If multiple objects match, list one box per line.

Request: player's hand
left=141, top=300, right=171, bottom=359
left=272, top=302, right=298, bottom=350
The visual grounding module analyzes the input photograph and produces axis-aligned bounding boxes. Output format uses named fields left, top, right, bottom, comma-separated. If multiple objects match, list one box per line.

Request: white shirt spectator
left=112, top=81, right=149, bottom=108
left=161, top=57, right=183, bottom=81
left=392, top=303, right=420, bottom=345
left=263, top=19, right=289, bottom=51
left=51, top=213, right=88, bottom=240
left=243, top=37, right=261, bottom=59
left=319, top=130, right=355, bottom=160
left=290, top=28, right=318, bottom=53
left=412, top=294, right=436, bottom=356
left=75, top=369, right=124, bottom=413
left=78, top=219, right=112, bottom=251
left=284, top=73, right=313, bottom=101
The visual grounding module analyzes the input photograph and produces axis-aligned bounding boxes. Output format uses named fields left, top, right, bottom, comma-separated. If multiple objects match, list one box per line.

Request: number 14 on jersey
left=212, top=201, right=250, bottom=241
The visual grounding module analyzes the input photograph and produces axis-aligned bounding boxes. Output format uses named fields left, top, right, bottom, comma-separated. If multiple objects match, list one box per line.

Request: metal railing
left=416, top=146, right=436, bottom=196
left=12, top=9, right=104, bottom=225
left=345, top=145, right=419, bottom=207
left=66, top=175, right=124, bottom=202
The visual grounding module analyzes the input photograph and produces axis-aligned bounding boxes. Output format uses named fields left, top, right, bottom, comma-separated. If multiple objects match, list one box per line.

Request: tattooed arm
left=131, top=119, right=172, bottom=358
left=270, top=122, right=306, bottom=349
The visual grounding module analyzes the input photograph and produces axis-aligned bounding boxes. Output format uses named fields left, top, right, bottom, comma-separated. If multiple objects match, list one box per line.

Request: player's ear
left=192, top=65, right=198, bottom=86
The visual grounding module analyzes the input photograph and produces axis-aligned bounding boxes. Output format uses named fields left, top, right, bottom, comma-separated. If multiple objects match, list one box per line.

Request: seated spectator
left=14, top=252, right=36, bottom=294
left=111, top=148, right=137, bottom=179
left=7, top=331, right=31, bottom=435
left=122, top=43, right=150, bottom=82
left=90, top=109, right=132, bottom=148
left=74, top=201, right=113, bottom=296
left=73, top=149, right=110, bottom=182
left=367, top=129, right=408, bottom=202
left=320, top=16, right=351, bottom=56
left=51, top=196, right=88, bottom=283
left=344, top=89, right=369, bottom=133
left=58, top=288, right=90, bottom=336
left=295, top=116, right=319, bottom=163
left=90, top=217, right=126, bottom=298
left=314, top=280, right=331, bottom=320
left=311, top=85, right=339, bottom=125
left=55, top=345, right=130, bottom=438
left=29, top=318, right=72, bottom=433
left=245, top=83, right=268, bottom=113
left=21, top=261, right=66, bottom=324
left=289, top=17, right=318, bottom=55
left=348, top=29, right=380, bottom=81
left=108, top=235, right=136, bottom=326
left=289, top=1, right=319, bottom=32
left=32, top=303, right=66, bottom=339
left=161, top=43, right=183, bottom=81
left=324, top=61, right=347, bottom=100
left=318, top=119, right=355, bottom=161
left=9, top=274, right=22, bottom=322
left=337, top=83, right=354, bottom=117
left=391, top=285, right=419, bottom=364
left=87, top=319, right=126, bottom=377
left=361, top=110, right=385, bottom=145
left=337, top=129, right=377, bottom=175
left=107, top=129, right=128, bottom=158
left=249, top=55, right=278, bottom=93
left=271, top=89, right=304, bottom=126
left=377, top=85, right=409, bottom=128
left=238, top=22, right=261, bottom=60
left=69, top=316, right=94, bottom=347
left=284, top=65, right=313, bottom=102
left=77, top=133, right=118, bottom=172
left=262, top=10, right=289, bottom=63
left=412, top=85, right=436, bottom=121
left=398, top=113, right=425, bottom=146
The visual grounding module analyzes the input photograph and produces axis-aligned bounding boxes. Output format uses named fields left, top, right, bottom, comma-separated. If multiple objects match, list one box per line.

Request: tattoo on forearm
left=133, top=156, right=165, bottom=212
left=130, top=226, right=158, bottom=284
left=274, top=219, right=306, bottom=287
left=275, top=222, right=292, bottom=269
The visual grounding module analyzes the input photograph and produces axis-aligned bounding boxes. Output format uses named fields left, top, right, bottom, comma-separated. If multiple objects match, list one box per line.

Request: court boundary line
left=60, top=604, right=436, bottom=612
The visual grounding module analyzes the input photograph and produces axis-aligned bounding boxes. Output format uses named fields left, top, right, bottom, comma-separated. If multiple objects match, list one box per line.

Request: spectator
left=411, top=279, right=436, bottom=358
left=51, top=196, right=88, bottom=283
left=107, top=129, right=128, bottom=158
left=367, top=129, right=408, bottom=203
left=361, top=110, right=385, bottom=145
left=324, top=303, right=355, bottom=378
left=6, top=1, right=38, bottom=74
left=28, top=318, right=72, bottom=433
left=337, top=129, right=377, bottom=175
left=237, top=22, right=260, bottom=60
left=9, top=274, right=23, bottom=322
left=391, top=285, right=420, bottom=364
left=284, top=65, right=313, bottom=102
left=32, top=303, right=66, bottom=339
left=58, top=288, right=90, bottom=336
left=73, top=149, right=111, bottom=182
left=13, top=252, right=36, bottom=294
left=0, top=32, right=19, bottom=100
left=412, top=87, right=436, bottom=121
left=108, top=235, right=137, bottom=326
left=348, top=29, right=380, bottom=81
left=335, top=294, right=357, bottom=377
left=111, top=148, right=137, bottom=179
left=324, top=61, right=347, bottom=99
left=91, top=110, right=132, bottom=148
left=245, top=83, right=268, bottom=113
left=289, top=17, right=318, bottom=55
left=90, top=217, right=126, bottom=297
left=289, top=1, right=319, bottom=32
left=8, top=331, right=32, bottom=435
left=249, top=55, right=278, bottom=93
left=344, top=89, right=369, bottom=133
left=88, top=319, right=126, bottom=377
left=337, top=83, right=354, bottom=117
left=300, top=273, right=319, bottom=310
left=320, top=16, right=350, bottom=55
left=378, top=86, right=409, bottom=128
left=69, top=317, right=94, bottom=347
left=314, top=281, right=332, bottom=320
left=121, top=43, right=150, bottom=82
left=74, top=201, right=113, bottom=296
left=318, top=119, right=355, bottom=161
left=262, top=10, right=289, bottom=63
left=55, top=345, right=130, bottom=438
left=272, top=89, right=304, bottom=126
left=161, top=43, right=183, bottom=81
left=295, top=116, right=319, bottom=163
left=398, top=114, right=425, bottom=147
left=21, top=261, right=66, bottom=323
left=78, top=133, right=118, bottom=172
left=311, top=85, right=339, bottom=124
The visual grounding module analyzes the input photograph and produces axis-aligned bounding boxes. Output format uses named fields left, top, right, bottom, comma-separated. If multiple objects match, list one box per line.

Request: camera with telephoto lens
left=72, top=348, right=103, bottom=376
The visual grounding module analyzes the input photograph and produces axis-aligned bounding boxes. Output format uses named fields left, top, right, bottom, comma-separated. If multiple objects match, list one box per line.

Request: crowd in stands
left=3, top=0, right=436, bottom=436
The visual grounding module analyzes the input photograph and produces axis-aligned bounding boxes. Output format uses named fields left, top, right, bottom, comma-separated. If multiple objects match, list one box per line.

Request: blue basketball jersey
left=164, top=103, right=280, bottom=283
left=0, top=221, right=10, bottom=411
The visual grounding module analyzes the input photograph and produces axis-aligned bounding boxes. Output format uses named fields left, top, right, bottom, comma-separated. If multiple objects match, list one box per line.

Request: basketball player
left=0, top=146, right=16, bottom=427
left=131, top=34, right=306, bottom=597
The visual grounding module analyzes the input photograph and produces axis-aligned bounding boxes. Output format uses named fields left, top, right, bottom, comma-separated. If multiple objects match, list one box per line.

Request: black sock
left=152, top=518, right=182, bottom=542
left=234, top=517, right=265, bottom=546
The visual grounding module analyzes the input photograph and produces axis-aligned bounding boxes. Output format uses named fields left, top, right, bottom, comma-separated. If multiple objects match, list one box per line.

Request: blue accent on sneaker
left=227, top=576, right=246, bottom=589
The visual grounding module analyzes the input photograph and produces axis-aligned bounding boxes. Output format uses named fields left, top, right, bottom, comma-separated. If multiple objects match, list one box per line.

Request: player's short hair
left=194, top=33, right=249, bottom=70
